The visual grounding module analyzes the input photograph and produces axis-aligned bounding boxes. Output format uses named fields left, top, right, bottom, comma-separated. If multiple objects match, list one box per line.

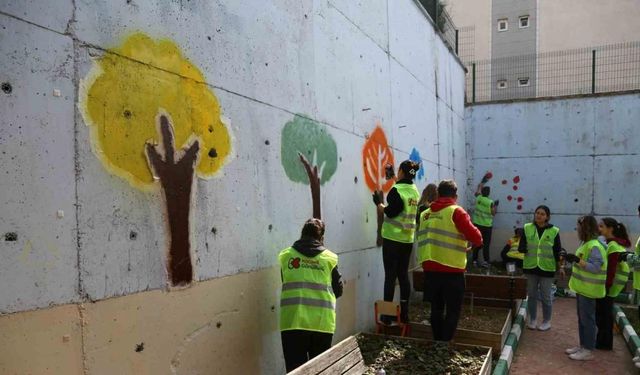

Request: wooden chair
left=374, top=300, right=408, bottom=337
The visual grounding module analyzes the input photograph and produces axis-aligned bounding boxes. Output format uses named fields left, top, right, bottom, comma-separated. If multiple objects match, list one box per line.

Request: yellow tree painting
left=80, top=33, right=232, bottom=286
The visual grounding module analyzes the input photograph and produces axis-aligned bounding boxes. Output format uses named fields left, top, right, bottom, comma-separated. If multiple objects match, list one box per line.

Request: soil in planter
left=466, top=261, right=523, bottom=276
left=621, top=305, right=640, bottom=333
left=357, top=334, right=487, bottom=375
left=409, top=301, right=507, bottom=332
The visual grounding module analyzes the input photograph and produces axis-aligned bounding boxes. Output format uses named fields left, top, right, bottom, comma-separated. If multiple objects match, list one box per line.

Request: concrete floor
left=510, top=297, right=637, bottom=374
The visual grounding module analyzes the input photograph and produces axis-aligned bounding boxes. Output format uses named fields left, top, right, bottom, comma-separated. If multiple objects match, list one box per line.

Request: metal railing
left=466, top=41, right=640, bottom=103
left=419, top=0, right=459, bottom=54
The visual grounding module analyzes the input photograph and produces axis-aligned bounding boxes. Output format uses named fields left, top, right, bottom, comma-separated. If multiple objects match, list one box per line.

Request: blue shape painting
left=409, top=148, right=424, bottom=180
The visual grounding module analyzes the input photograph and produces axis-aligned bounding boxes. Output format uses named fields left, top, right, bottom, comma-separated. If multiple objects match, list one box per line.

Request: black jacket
left=288, top=238, right=344, bottom=298
left=384, top=179, right=414, bottom=218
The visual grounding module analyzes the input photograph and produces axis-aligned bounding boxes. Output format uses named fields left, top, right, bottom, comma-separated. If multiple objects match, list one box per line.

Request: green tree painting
left=281, top=114, right=338, bottom=219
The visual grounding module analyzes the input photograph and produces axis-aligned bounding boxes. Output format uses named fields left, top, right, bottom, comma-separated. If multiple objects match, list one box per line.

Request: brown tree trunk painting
left=146, top=115, right=200, bottom=286
left=298, top=152, right=321, bottom=219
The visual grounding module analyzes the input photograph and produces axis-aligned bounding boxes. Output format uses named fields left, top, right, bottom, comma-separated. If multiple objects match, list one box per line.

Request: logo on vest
left=288, top=257, right=301, bottom=269
left=408, top=198, right=418, bottom=207
left=288, top=257, right=325, bottom=271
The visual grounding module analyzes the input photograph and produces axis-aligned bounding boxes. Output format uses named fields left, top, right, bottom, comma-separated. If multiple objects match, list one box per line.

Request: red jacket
left=422, top=197, right=483, bottom=273
left=605, top=238, right=631, bottom=290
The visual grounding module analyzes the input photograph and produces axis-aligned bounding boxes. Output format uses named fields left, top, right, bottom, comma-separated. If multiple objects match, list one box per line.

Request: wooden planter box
left=290, top=332, right=492, bottom=375
left=408, top=306, right=512, bottom=355
left=412, top=268, right=527, bottom=316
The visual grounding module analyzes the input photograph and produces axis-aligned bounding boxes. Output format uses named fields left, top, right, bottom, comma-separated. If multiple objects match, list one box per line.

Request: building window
left=498, top=19, right=508, bottom=31
left=519, top=16, right=529, bottom=28
left=497, top=80, right=507, bottom=89
left=517, top=77, right=530, bottom=87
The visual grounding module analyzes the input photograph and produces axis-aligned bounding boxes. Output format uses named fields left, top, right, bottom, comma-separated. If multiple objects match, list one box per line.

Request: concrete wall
left=0, top=0, right=466, bottom=373
left=466, top=92, right=640, bottom=258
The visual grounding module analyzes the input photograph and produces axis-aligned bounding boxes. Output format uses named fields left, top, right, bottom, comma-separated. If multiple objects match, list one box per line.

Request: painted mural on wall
left=80, top=32, right=232, bottom=286
left=409, top=147, right=424, bottom=181
left=281, top=114, right=338, bottom=219
left=362, top=125, right=395, bottom=245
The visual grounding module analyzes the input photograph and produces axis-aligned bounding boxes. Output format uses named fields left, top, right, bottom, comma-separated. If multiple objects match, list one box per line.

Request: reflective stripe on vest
left=416, top=205, right=468, bottom=269
left=634, top=237, right=640, bottom=290
left=523, top=223, right=559, bottom=272
left=279, top=247, right=338, bottom=333
left=606, top=241, right=630, bottom=298
left=381, top=183, right=420, bottom=243
left=569, top=239, right=607, bottom=299
left=472, top=196, right=493, bottom=227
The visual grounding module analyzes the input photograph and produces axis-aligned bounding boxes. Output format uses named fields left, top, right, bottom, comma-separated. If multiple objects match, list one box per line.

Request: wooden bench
left=288, top=335, right=366, bottom=375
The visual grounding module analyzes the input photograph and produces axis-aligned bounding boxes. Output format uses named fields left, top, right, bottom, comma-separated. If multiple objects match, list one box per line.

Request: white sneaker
left=633, top=355, right=640, bottom=362
left=527, top=319, right=537, bottom=330
left=565, top=346, right=581, bottom=354
left=635, top=362, right=640, bottom=369
left=538, top=321, right=551, bottom=331
left=569, top=348, right=594, bottom=361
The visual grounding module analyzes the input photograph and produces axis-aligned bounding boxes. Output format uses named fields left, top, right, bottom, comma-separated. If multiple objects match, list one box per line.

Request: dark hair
left=601, top=217, right=630, bottom=242
left=481, top=186, right=490, bottom=196
left=300, top=218, right=325, bottom=241
left=419, top=183, right=438, bottom=207
left=437, top=179, right=458, bottom=198
left=577, top=215, right=599, bottom=242
left=399, top=160, right=420, bottom=180
left=533, top=205, right=551, bottom=223
left=514, top=227, right=524, bottom=237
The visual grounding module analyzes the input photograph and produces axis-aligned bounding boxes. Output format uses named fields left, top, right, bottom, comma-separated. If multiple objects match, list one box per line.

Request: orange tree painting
left=80, top=33, right=232, bottom=286
left=281, top=114, right=337, bottom=219
left=362, top=125, right=395, bottom=246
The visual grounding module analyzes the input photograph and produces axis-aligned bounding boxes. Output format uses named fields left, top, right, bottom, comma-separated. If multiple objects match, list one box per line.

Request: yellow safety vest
left=416, top=205, right=468, bottom=269
left=472, top=196, right=494, bottom=227
left=634, top=237, right=640, bottom=290
left=279, top=247, right=337, bottom=333
left=607, top=241, right=630, bottom=298
left=506, top=237, right=524, bottom=260
left=523, top=223, right=559, bottom=272
left=381, top=183, right=420, bottom=243
left=569, top=239, right=607, bottom=299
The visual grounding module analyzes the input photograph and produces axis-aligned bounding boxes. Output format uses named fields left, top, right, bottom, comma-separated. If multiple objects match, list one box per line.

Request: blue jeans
left=526, top=274, right=553, bottom=322
left=577, top=294, right=597, bottom=350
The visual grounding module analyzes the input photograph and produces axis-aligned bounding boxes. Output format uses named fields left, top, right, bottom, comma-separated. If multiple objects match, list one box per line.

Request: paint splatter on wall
left=409, top=147, right=424, bottom=181
left=281, top=114, right=337, bottom=219
left=80, top=32, right=233, bottom=286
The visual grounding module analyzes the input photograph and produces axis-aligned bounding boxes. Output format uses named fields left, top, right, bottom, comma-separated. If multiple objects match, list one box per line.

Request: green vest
left=569, top=239, right=607, bottom=299
left=634, top=237, right=640, bottom=290
left=607, top=241, right=630, bottom=298
left=472, top=196, right=494, bottom=227
left=381, top=183, right=420, bottom=243
left=523, top=223, right=559, bottom=272
left=416, top=205, right=468, bottom=269
left=279, top=247, right=338, bottom=333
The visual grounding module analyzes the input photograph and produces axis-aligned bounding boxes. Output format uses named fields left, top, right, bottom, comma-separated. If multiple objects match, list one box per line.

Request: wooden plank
left=413, top=269, right=527, bottom=299
left=318, top=345, right=363, bottom=375
left=341, top=360, right=366, bottom=375
left=499, top=308, right=513, bottom=350
left=288, top=336, right=358, bottom=375
left=478, top=347, right=493, bottom=375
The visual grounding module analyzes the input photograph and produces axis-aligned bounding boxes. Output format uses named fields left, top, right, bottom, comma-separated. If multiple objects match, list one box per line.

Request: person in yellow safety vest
left=500, top=227, right=524, bottom=269
left=471, top=175, right=499, bottom=268
left=279, top=218, right=343, bottom=373
left=595, top=217, right=631, bottom=351
left=416, top=179, right=483, bottom=342
left=617, top=206, right=640, bottom=368
left=564, top=215, right=607, bottom=361
left=518, top=205, right=563, bottom=332
left=373, top=160, right=420, bottom=323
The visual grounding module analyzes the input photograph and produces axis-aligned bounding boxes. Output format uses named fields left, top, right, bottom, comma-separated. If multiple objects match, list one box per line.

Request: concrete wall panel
left=0, top=0, right=73, bottom=34
left=327, top=0, right=389, bottom=50
left=0, top=14, right=78, bottom=312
